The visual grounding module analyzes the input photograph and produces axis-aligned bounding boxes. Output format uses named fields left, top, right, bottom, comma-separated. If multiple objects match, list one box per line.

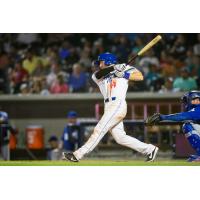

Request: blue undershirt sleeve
left=123, top=72, right=130, bottom=80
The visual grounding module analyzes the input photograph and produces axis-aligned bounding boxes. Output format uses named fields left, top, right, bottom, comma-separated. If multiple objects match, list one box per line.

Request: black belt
left=104, top=97, right=116, bottom=103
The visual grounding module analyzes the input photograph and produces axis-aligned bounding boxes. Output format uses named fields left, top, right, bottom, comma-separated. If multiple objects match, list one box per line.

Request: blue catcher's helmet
left=95, top=52, right=117, bottom=66
left=181, top=90, right=200, bottom=111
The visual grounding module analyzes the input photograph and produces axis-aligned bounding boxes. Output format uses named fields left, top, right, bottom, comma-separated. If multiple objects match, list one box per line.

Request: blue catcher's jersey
left=160, top=104, right=200, bottom=123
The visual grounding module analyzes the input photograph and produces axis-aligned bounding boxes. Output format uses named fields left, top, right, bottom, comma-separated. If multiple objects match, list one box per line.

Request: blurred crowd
left=0, top=33, right=200, bottom=95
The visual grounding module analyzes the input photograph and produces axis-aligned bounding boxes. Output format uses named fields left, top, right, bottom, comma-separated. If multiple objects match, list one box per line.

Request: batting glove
left=114, top=63, right=126, bottom=72
left=114, top=70, right=124, bottom=78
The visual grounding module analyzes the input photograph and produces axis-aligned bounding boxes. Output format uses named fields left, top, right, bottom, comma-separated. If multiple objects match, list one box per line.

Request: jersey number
left=109, top=79, right=116, bottom=90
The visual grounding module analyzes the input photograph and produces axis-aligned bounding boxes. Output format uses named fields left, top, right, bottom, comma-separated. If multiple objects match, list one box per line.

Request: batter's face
left=99, top=61, right=107, bottom=69
left=68, top=117, right=77, bottom=124
left=191, top=98, right=200, bottom=105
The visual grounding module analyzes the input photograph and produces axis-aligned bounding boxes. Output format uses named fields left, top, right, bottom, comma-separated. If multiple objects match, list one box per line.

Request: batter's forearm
left=124, top=71, right=144, bottom=81
left=95, top=66, right=114, bottom=79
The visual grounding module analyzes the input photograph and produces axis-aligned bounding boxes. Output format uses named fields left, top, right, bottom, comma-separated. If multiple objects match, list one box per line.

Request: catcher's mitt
left=145, top=113, right=161, bottom=125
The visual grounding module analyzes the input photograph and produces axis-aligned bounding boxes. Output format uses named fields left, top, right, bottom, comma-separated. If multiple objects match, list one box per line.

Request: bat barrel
left=138, top=35, right=162, bottom=56
left=127, top=35, right=162, bottom=65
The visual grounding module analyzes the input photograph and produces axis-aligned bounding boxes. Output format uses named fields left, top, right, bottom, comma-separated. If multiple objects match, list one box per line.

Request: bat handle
left=127, top=54, right=138, bottom=65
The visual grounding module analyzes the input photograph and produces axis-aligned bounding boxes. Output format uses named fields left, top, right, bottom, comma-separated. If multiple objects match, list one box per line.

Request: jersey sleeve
left=160, top=107, right=200, bottom=122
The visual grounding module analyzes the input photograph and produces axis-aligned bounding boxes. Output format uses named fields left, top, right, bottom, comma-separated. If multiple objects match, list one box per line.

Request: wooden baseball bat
left=127, top=35, right=162, bottom=65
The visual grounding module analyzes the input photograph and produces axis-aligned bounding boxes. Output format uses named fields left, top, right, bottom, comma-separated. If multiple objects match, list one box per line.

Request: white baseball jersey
left=74, top=64, right=156, bottom=160
left=92, top=65, right=138, bottom=101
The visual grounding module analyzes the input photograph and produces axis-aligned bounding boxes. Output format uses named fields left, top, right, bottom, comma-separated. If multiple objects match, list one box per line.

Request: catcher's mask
left=181, top=90, right=200, bottom=111
left=94, top=52, right=117, bottom=66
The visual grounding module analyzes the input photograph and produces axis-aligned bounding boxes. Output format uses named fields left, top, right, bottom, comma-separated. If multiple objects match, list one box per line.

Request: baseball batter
left=63, top=52, right=158, bottom=162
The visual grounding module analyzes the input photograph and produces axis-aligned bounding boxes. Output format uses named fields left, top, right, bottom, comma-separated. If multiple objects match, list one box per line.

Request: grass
left=0, top=159, right=200, bottom=166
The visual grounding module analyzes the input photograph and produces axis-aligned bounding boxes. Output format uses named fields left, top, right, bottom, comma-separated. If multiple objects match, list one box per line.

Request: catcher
left=145, top=90, right=200, bottom=162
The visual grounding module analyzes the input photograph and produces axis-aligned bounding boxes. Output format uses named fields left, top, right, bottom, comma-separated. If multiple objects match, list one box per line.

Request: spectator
left=10, top=61, right=29, bottom=94
left=0, top=52, right=10, bottom=94
left=145, top=64, right=161, bottom=91
left=79, top=50, right=92, bottom=69
left=59, top=41, right=71, bottom=61
left=92, top=39, right=104, bottom=59
left=46, top=61, right=67, bottom=87
left=116, top=35, right=130, bottom=62
left=59, top=111, right=84, bottom=152
left=45, top=47, right=59, bottom=65
left=169, top=34, right=188, bottom=61
left=193, top=33, right=200, bottom=56
left=185, top=49, right=194, bottom=66
left=19, top=83, right=30, bottom=95
left=22, top=48, right=42, bottom=75
left=160, top=52, right=176, bottom=78
left=68, top=63, right=88, bottom=92
left=188, top=55, right=200, bottom=77
left=31, top=59, right=49, bottom=78
left=132, top=36, right=144, bottom=54
left=40, top=77, right=50, bottom=95
left=139, top=50, right=160, bottom=76
left=159, top=77, right=176, bottom=93
left=173, top=67, right=197, bottom=91
left=47, top=135, right=61, bottom=160
left=0, top=68, right=9, bottom=94
left=50, top=74, right=69, bottom=94
left=30, top=78, right=42, bottom=94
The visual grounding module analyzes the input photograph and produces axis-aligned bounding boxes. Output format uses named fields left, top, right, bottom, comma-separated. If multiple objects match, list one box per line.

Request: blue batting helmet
left=0, top=111, right=8, bottom=123
left=67, top=111, right=77, bottom=118
left=95, top=52, right=117, bottom=66
left=181, top=90, right=200, bottom=111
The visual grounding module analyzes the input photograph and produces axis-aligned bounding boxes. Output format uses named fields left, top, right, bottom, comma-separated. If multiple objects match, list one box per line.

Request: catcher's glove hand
left=145, top=113, right=161, bottom=126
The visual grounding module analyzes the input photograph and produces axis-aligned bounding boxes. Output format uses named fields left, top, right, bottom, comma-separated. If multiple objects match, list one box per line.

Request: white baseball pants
left=74, top=100, right=155, bottom=160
